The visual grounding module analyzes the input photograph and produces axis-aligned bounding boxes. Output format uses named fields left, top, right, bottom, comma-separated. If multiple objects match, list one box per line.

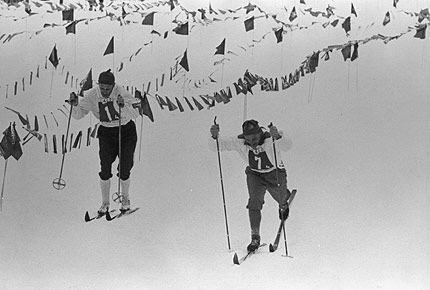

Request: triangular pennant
left=142, top=12, right=155, bottom=25
left=289, top=6, right=297, bottom=22
left=342, top=17, right=351, bottom=34
left=179, top=50, right=189, bottom=72
left=49, top=45, right=59, bottom=68
left=175, top=97, right=184, bottom=112
left=79, top=68, right=92, bottom=96
left=103, top=36, right=114, bottom=56
left=184, top=97, right=194, bottom=111
left=275, top=27, right=283, bottom=43
left=351, top=3, right=357, bottom=17
left=341, top=44, right=352, bottom=61
left=166, top=97, right=178, bottom=111
left=173, top=22, right=188, bottom=35
left=214, top=38, right=226, bottom=55
left=244, top=17, right=254, bottom=32
left=383, top=11, right=390, bottom=26
left=414, top=24, right=427, bottom=39
left=351, top=43, right=359, bottom=61
left=65, top=21, right=76, bottom=34
left=62, top=9, right=74, bottom=21
left=192, top=97, right=204, bottom=110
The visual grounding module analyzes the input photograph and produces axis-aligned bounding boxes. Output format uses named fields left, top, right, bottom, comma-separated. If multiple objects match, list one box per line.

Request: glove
left=279, top=204, right=289, bottom=220
left=67, top=92, right=79, bottom=106
left=210, top=124, right=220, bottom=139
left=117, top=95, right=125, bottom=108
left=269, top=124, right=281, bottom=140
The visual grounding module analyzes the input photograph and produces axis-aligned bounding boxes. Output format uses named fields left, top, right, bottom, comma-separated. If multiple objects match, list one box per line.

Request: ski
left=269, top=189, right=297, bottom=253
left=105, top=207, right=140, bottom=221
left=233, top=243, right=267, bottom=265
left=84, top=209, right=116, bottom=222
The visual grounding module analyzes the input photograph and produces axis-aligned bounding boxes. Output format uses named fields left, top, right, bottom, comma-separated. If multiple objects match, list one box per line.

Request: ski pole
left=1, top=159, right=8, bottom=211
left=52, top=100, right=73, bottom=190
left=214, top=116, right=231, bottom=250
left=268, top=122, right=289, bottom=257
left=113, top=97, right=124, bottom=203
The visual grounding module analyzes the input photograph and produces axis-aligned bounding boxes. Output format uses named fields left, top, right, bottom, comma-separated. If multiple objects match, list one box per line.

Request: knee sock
left=100, top=179, right=111, bottom=204
left=248, top=209, right=262, bottom=238
left=120, top=178, right=130, bottom=200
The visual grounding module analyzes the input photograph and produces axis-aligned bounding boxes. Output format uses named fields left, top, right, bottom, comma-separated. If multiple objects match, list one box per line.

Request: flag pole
left=0, top=159, right=8, bottom=211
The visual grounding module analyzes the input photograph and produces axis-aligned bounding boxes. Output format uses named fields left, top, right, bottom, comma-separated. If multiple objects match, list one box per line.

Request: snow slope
left=1, top=0, right=429, bottom=289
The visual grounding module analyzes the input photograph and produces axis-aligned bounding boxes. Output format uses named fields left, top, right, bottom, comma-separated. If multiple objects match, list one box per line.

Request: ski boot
left=97, top=202, right=110, bottom=216
left=247, top=234, right=261, bottom=252
left=120, top=196, right=130, bottom=213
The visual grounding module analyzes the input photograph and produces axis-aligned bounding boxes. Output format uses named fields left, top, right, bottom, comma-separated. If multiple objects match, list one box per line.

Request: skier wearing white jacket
left=68, top=69, right=140, bottom=215
left=209, top=119, right=293, bottom=252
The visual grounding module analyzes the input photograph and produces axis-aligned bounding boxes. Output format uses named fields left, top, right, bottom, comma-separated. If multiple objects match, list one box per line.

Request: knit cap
left=98, top=69, right=115, bottom=85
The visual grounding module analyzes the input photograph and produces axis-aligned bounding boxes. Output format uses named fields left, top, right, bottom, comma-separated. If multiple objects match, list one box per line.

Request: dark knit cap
left=98, top=69, right=115, bottom=85
left=238, top=119, right=263, bottom=138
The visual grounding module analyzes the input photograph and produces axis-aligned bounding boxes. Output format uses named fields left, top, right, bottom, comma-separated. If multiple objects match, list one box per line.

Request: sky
left=0, top=0, right=429, bottom=289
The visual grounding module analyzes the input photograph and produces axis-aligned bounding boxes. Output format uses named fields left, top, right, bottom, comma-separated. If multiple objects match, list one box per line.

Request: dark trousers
left=245, top=166, right=289, bottom=210
left=97, top=121, right=137, bottom=181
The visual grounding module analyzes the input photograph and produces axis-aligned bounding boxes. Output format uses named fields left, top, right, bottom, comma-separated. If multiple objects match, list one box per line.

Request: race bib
left=248, top=150, right=273, bottom=170
left=98, top=101, right=119, bottom=122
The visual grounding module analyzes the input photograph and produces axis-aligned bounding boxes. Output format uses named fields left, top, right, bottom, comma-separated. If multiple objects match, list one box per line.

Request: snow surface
left=0, top=0, right=429, bottom=289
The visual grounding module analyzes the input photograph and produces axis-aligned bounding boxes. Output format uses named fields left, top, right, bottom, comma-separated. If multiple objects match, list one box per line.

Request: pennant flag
left=142, top=12, right=155, bottom=25
left=275, top=27, right=283, bottom=43
left=65, top=21, right=76, bottom=34
left=135, top=90, right=154, bottom=122
left=331, top=19, right=339, bottom=27
left=342, top=17, right=351, bottom=34
left=289, top=6, right=297, bottom=22
left=414, top=24, right=427, bottom=39
left=300, top=0, right=306, bottom=4
left=309, top=52, right=319, bottom=73
left=173, top=22, right=188, bottom=35
left=103, top=36, right=114, bottom=56
left=49, top=45, right=59, bottom=68
left=383, top=11, right=391, bottom=26
left=169, top=0, right=175, bottom=11
left=244, top=17, right=254, bottom=32
left=351, top=3, right=357, bottom=17
left=179, top=50, right=189, bottom=72
left=175, top=97, right=184, bottom=112
left=184, top=97, right=194, bottom=111
left=351, top=43, right=359, bottom=61
left=62, top=9, right=74, bottom=21
left=214, top=38, right=226, bottom=55
left=393, top=0, right=399, bottom=8
left=79, top=69, right=92, bottom=96
left=341, top=44, right=352, bottom=61
left=192, top=97, right=204, bottom=110
left=0, top=123, right=23, bottom=161
left=166, top=97, right=178, bottom=111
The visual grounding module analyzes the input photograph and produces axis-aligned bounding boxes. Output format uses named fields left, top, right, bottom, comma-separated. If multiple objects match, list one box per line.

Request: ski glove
left=269, top=125, right=281, bottom=140
left=210, top=124, right=219, bottom=139
left=67, top=92, right=79, bottom=106
left=117, top=95, right=125, bottom=108
left=279, top=205, right=289, bottom=220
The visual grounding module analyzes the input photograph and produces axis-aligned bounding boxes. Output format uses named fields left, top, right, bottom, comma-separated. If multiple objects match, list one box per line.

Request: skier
left=209, top=119, right=293, bottom=252
left=68, top=69, right=140, bottom=214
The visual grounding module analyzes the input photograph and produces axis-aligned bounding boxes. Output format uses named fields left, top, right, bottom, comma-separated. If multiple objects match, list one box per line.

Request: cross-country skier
left=209, top=119, right=293, bottom=252
left=68, top=69, right=140, bottom=214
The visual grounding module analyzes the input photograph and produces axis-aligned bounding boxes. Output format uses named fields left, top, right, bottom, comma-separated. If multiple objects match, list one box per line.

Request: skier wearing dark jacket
left=209, top=119, right=293, bottom=251
left=68, top=69, right=140, bottom=214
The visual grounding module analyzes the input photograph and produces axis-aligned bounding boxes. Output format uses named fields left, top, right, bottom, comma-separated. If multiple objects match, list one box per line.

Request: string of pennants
left=3, top=15, right=428, bottom=157
left=1, top=0, right=428, bottom=48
